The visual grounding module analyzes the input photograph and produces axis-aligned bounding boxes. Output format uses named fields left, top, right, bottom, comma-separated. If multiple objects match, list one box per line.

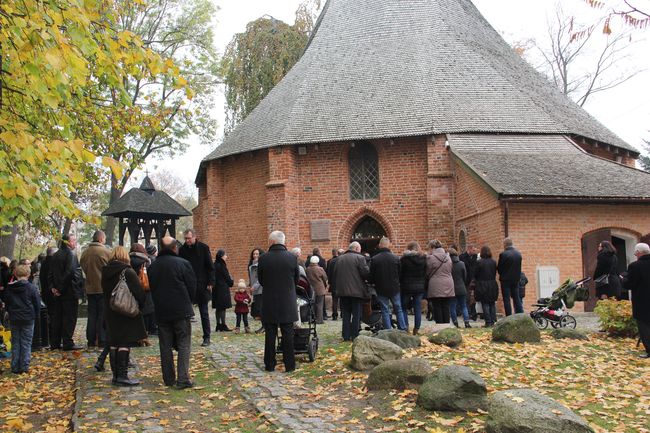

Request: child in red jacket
left=234, top=279, right=252, bottom=333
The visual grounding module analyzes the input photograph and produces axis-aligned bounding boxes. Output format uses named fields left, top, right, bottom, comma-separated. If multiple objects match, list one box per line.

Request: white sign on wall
left=537, top=266, right=560, bottom=298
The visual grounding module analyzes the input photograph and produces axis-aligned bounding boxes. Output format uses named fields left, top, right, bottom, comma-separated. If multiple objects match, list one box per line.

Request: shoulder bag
left=139, top=266, right=150, bottom=291
left=110, top=269, right=140, bottom=317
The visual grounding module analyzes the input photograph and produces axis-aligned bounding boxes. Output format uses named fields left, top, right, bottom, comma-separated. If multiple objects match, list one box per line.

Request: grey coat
left=426, top=248, right=455, bottom=299
left=332, top=251, right=370, bottom=299
left=451, top=256, right=468, bottom=297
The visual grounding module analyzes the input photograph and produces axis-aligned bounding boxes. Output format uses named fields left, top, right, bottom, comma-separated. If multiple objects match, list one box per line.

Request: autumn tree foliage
left=221, top=0, right=321, bottom=133
left=581, top=0, right=650, bottom=33
left=0, top=0, right=207, bottom=248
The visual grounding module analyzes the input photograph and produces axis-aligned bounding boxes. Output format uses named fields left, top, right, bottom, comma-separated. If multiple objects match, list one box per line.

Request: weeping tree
left=221, top=0, right=321, bottom=133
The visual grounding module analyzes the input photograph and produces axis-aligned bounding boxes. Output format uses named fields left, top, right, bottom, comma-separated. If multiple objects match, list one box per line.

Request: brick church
left=194, top=0, right=650, bottom=311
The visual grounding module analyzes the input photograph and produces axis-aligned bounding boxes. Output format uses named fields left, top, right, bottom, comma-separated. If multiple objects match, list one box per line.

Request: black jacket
left=451, top=256, right=468, bottom=297
left=39, top=257, right=54, bottom=305
left=49, top=245, right=83, bottom=300
left=399, top=251, right=427, bottom=295
left=148, top=250, right=197, bottom=322
left=594, top=250, right=622, bottom=298
left=179, top=241, right=215, bottom=292
left=497, top=247, right=522, bottom=282
left=2, top=279, right=40, bottom=325
left=369, top=248, right=401, bottom=297
left=474, top=258, right=499, bottom=303
left=459, top=252, right=478, bottom=286
left=624, top=254, right=650, bottom=323
left=101, top=260, right=147, bottom=346
left=130, top=252, right=154, bottom=316
left=326, top=256, right=340, bottom=294
left=258, top=244, right=299, bottom=324
left=212, top=257, right=233, bottom=310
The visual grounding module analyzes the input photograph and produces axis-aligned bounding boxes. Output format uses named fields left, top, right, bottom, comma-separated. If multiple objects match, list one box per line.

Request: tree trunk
left=104, top=173, right=126, bottom=247
left=0, top=225, right=19, bottom=259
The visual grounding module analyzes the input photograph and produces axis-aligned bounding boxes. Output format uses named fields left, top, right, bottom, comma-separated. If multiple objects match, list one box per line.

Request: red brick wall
left=507, top=203, right=649, bottom=311
left=194, top=151, right=270, bottom=282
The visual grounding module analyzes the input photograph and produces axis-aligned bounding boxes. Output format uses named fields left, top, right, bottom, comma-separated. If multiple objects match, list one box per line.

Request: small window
left=458, top=229, right=467, bottom=252
left=349, top=142, right=379, bottom=200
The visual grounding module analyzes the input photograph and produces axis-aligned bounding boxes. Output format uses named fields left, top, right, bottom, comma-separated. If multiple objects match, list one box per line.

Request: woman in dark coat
left=399, top=241, right=427, bottom=335
left=473, top=246, right=499, bottom=327
left=594, top=240, right=622, bottom=300
left=213, top=249, right=234, bottom=331
left=101, top=246, right=147, bottom=387
left=248, top=248, right=265, bottom=333
left=130, top=244, right=156, bottom=334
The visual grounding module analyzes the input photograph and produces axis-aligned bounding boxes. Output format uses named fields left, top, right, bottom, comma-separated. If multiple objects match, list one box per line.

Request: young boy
left=3, top=264, right=41, bottom=374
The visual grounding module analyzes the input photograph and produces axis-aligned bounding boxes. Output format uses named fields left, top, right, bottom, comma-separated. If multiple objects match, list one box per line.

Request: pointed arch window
left=349, top=142, right=379, bottom=200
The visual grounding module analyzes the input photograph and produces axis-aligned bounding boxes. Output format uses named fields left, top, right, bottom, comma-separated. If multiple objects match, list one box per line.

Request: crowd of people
left=1, top=229, right=648, bottom=382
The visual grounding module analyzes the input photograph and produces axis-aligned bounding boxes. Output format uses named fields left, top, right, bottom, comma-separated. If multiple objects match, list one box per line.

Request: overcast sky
left=141, top=0, right=650, bottom=191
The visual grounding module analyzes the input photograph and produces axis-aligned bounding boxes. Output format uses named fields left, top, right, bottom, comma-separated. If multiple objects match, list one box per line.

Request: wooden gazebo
left=102, top=176, right=191, bottom=247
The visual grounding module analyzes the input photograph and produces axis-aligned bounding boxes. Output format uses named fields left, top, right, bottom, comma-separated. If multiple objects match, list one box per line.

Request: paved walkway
left=208, top=330, right=338, bottom=433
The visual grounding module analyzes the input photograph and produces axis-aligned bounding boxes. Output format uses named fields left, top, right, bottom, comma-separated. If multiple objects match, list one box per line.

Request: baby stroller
left=277, top=276, right=319, bottom=362
left=361, top=285, right=396, bottom=334
left=530, top=277, right=590, bottom=329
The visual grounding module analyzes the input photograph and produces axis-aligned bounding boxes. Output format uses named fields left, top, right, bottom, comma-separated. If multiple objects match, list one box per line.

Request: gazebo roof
left=199, top=0, right=636, bottom=167
left=102, top=177, right=192, bottom=218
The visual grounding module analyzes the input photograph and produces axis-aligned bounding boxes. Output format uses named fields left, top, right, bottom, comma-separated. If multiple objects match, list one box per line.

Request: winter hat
left=146, top=244, right=157, bottom=255
left=237, top=279, right=247, bottom=289
left=310, top=255, right=320, bottom=264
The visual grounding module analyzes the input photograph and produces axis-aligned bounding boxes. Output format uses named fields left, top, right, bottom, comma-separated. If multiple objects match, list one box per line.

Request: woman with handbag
left=594, top=241, right=622, bottom=300
left=101, top=246, right=147, bottom=387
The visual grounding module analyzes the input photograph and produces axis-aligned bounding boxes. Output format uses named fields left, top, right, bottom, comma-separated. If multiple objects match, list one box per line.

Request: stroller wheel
left=307, top=338, right=318, bottom=362
left=533, top=316, right=548, bottom=330
left=559, top=315, right=577, bottom=329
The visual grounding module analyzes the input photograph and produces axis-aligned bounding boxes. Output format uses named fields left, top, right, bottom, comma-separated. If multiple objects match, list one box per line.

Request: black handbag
left=594, top=274, right=609, bottom=288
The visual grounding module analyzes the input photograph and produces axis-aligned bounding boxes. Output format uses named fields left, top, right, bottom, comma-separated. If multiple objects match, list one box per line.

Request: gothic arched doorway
left=351, top=216, right=387, bottom=256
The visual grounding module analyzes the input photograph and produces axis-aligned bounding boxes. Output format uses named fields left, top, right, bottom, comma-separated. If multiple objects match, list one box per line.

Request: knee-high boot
left=114, top=349, right=139, bottom=387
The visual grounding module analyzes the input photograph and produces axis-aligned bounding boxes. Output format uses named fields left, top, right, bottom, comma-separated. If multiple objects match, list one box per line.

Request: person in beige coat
left=306, top=256, right=328, bottom=324
left=80, top=230, right=111, bottom=347
left=426, top=239, right=454, bottom=324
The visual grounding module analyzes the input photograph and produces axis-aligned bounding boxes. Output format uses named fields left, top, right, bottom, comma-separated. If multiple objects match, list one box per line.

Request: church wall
left=194, top=151, right=270, bottom=282
left=292, top=136, right=432, bottom=257
left=507, top=202, right=649, bottom=312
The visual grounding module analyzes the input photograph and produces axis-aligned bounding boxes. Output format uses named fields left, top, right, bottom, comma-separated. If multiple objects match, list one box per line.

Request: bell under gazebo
left=102, top=176, right=192, bottom=247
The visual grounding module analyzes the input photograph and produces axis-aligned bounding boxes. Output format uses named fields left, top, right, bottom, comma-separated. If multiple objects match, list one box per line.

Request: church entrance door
left=351, top=216, right=387, bottom=256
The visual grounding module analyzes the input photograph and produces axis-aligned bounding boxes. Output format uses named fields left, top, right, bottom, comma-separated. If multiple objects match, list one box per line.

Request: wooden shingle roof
left=102, top=177, right=192, bottom=218
left=201, top=0, right=636, bottom=166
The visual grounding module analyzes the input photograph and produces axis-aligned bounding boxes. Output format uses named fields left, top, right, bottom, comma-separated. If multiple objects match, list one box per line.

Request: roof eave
left=500, top=195, right=650, bottom=204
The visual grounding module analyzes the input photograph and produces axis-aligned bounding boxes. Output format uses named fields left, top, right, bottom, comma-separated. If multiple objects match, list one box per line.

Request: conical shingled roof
left=202, top=0, right=636, bottom=164
left=102, top=177, right=192, bottom=218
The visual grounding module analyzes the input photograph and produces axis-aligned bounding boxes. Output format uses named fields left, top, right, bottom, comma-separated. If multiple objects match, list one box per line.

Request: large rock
left=416, top=365, right=487, bottom=411
left=492, top=314, right=541, bottom=343
left=374, top=329, right=421, bottom=349
left=350, top=336, right=403, bottom=371
left=550, top=328, right=589, bottom=340
left=366, top=358, right=433, bottom=390
left=486, top=389, right=594, bottom=433
left=429, top=327, right=463, bottom=347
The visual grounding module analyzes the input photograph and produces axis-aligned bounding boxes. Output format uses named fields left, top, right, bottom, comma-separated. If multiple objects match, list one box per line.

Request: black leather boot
left=465, top=321, right=472, bottom=328
left=114, top=350, right=139, bottom=387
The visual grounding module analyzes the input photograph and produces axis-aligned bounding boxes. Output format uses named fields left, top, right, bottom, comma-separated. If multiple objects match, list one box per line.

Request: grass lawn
left=292, top=328, right=650, bottom=433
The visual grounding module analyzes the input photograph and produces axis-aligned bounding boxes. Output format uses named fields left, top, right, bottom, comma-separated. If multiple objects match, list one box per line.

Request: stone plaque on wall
left=311, top=219, right=331, bottom=242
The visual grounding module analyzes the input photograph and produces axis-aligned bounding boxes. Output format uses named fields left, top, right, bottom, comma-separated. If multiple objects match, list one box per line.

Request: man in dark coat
left=326, top=248, right=344, bottom=320
left=149, top=236, right=197, bottom=388
left=48, top=234, right=83, bottom=350
left=258, top=231, right=299, bottom=372
left=624, top=243, right=650, bottom=359
left=369, top=237, right=406, bottom=331
left=179, top=229, right=215, bottom=347
left=497, top=238, right=523, bottom=316
left=332, top=242, right=370, bottom=341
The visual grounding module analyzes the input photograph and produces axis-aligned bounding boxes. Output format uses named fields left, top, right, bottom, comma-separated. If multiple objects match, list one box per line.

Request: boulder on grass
left=429, top=327, right=463, bottom=347
left=492, top=313, right=541, bottom=343
left=374, top=329, right=422, bottom=349
left=550, top=328, right=589, bottom=340
left=350, top=336, right=403, bottom=371
left=486, top=389, right=594, bottom=433
left=366, top=358, right=433, bottom=390
left=416, top=365, right=487, bottom=411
